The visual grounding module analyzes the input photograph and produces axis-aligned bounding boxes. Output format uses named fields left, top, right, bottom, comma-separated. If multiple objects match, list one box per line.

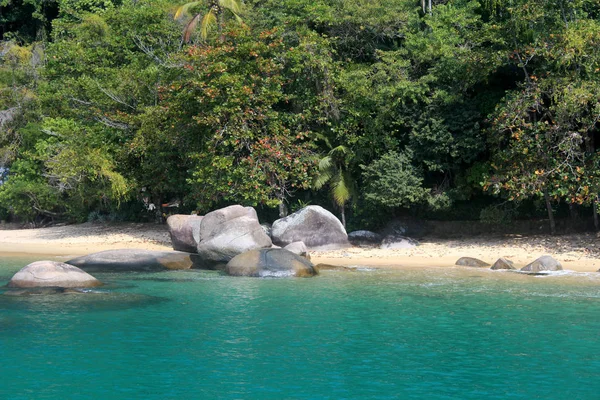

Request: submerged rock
left=455, top=257, right=490, bottom=268
left=67, top=249, right=198, bottom=272
left=490, top=258, right=515, bottom=270
left=8, top=261, right=102, bottom=288
left=314, top=263, right=354, bottom=271
left=197, top=205, right=272, bottom=263
left=167, top=214, right=203, bottom=253
left=271, top=206, right=349, bottom=249
left=225, top=248, right=317, bottom=277
left=521, top=255, right=562, bottom=272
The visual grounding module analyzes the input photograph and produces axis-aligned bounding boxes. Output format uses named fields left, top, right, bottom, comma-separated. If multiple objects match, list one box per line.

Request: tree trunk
left=569, top=203, right=578, bottom=221
left=594, top=197, right=599, bottom=232
left=543, top=189, right=556, bottom=235
left=278, top=201, right=288, bottom=218
left=340, top=206, right=346, bottom=229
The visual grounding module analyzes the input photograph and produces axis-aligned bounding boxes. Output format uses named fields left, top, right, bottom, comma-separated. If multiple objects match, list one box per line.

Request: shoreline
left=0, top=222, right=599, bottom=272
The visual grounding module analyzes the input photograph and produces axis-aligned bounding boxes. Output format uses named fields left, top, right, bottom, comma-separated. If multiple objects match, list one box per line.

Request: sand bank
left=1, top=222, right=599, bottom=272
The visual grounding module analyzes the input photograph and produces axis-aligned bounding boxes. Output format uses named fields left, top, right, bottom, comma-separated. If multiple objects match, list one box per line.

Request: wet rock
left=490, top=258, right=515, bottom=270
left=8, top=261, right=102, bottom=288
left=167, top=214, right=203, bottom=253
left=196, top=205, right=272, bottom=263
left=225, top=248, right=317, bottom=277
left=68, top=249, right=198, bottom=272
left=314, top=263, right=354, bottom=271
left=271, top=206, right=349, bottom=249
left=380, top=235, right=418, bottom=249
left=455, top=257, right=490, bottom=268
left=521, top=255, right=562, bottom=272
left=348, top=230, right=383, bottom=247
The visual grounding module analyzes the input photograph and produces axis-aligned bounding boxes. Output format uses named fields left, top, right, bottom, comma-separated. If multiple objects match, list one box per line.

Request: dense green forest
left=1, top=0, right=599, bottom=232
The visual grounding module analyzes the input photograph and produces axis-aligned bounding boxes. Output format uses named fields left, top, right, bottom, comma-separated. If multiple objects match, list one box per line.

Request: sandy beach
left=1, top=222, right=599, bottom=272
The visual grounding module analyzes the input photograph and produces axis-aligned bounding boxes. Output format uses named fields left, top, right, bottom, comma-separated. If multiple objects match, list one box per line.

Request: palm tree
left=313, top=145, right=356, bottom=228
left=175, top=0, right=243, bottom=42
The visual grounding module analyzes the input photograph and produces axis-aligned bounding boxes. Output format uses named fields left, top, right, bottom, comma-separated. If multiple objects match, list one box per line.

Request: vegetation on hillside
left=1, top=0, right=599, bottom=232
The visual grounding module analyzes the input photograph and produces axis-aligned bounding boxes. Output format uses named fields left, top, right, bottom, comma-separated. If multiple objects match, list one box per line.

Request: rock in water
left=225, top=249, right=317, bottom=277
left=68, top=249, right=198, bottom=272
left=380, top=235, right=418, bottom=249
left=490, top=258, right=516, bottom=270
left=455, top=257, right=490, bottom=268
left=521, top=255, right=562, bottom=272
left=348, top=230, right=383, bottom=247
left=8, top=261, right=102, bottom=288
left=167, top=214, right=203, bottom=253
left=196, top=205, right=272, bottom=263
left=271, top=206, right=349, bottom=249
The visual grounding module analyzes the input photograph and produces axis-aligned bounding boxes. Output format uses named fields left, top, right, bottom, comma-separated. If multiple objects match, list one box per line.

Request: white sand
left=1, top=222, right=599, bottom=272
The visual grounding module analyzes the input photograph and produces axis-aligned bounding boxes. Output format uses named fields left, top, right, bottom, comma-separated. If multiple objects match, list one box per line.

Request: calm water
left=1, top=256, right=600, bottom=399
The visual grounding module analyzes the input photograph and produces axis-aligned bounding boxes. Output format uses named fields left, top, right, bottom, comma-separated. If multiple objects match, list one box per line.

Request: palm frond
left=200, top=11, right=217, bottom=40
left=329, top=145, right=350, bottom=157
left=318, top=155, right=333, bottom=172
left=183, top=13, right=203, bottom=42
left=313, top=169, right=333, bottom=190
left=219, top=0, right=243, bottom=14
left=174, top=1, right=202, bottom=19
left=332, top=170, right=351, bottom=207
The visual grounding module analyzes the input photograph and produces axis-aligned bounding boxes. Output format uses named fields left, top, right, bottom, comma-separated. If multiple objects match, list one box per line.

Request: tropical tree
left=174, top=0, right=243, bottom=42
left=313, top=145, right=356, bottom=228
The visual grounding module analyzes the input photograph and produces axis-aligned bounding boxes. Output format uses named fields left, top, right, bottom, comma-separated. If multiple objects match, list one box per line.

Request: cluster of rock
left=5, top=205, right=345, bottom=290
left=455, top=255, right=563, bottom=273
left=166, top=204, right=351, bottom=276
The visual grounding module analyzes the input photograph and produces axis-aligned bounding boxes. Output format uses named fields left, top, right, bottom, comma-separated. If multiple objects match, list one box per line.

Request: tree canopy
left=1, top=0, right=599, bottom=231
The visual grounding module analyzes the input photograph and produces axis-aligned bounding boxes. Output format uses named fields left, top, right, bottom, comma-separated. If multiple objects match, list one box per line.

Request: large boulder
left=348, top=230, right=383, bottom=247
left=380, top=235, right=418, bottom=249
left=167, top=214, right=203, bottom=253
left=196, top=205, right=272, bottom=263
left=271, top=206, right=349, bottom=249
left=225, top=248, right=317, bottom=277
left=455, top=257, right=490, bottom=268
left=67, top=249, right=198, bottom=272
left=521, top=255, right=562, bottom=272
left=8, top=261, right=102, bottom=288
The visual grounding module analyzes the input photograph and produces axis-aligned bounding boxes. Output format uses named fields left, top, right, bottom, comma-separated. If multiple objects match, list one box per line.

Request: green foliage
left=362, top=150, right=428, bottom=209
left=1, top=0, right=599, bottom=229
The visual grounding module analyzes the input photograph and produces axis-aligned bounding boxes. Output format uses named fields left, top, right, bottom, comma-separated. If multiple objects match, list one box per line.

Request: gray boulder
left=196, top=205, right=272, bottom=263
left=521, top=255, right=562, bottom=272
left=271, top=206, right=349, bottom=249
left=348, top=230, right=383, bottom=247
left=225, top=248, right=317, bottom=277
left=67, top=249, right=198, bottom=272
left=8, top=261, right=102, bottom=288
left=283, top=241, right=310, bottom=259
left=380, top=235, right=418, bottom=249
left=455, top=257, right=490, bottom=268
left=490, top=258, right=515, bottom=270
left=167, top=214, right=203, bottom=253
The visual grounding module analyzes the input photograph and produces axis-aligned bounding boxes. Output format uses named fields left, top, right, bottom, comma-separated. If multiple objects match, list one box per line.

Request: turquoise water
left=1, top=256, right=600, bottom=399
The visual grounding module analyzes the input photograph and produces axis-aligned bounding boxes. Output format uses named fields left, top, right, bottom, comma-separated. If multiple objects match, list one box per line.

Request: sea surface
left=1, top=255, right=600, bottom=399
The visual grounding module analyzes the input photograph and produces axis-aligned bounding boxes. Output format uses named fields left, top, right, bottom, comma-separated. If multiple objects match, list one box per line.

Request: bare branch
left=95, top=115, right=131, bottom=130
left=95, top=81, right=136, bottom=110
